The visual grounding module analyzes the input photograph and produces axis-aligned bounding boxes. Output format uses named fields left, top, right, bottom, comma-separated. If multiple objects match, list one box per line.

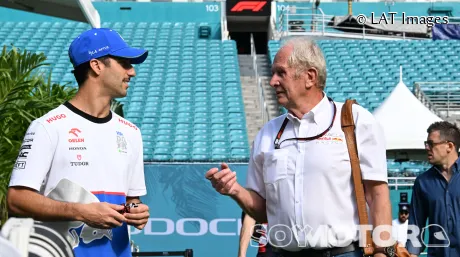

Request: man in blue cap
left=7, top=28, right=150, bottom=257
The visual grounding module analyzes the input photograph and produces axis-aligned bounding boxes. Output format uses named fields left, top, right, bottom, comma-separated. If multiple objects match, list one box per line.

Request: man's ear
left=304, top=67, right=318, bottom=90
left=447, top=142, right=455, bottom=154
left=89, top=59, right=104, bottom=76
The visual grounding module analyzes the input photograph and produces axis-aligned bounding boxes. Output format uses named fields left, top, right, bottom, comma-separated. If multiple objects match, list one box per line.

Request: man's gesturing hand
left=205, top=163, right=240, bottom=196
left=80, top=202, right=127, bottom=229
left=124, top=204, right=150, bottom=230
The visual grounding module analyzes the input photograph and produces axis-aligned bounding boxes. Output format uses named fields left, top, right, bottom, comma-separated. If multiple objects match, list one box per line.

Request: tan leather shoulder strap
left=341, top=99, right=374, bottom=255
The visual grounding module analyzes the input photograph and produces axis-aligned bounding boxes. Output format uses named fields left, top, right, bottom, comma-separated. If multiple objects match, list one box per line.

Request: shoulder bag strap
left=341, top=99, right=374, bottom=256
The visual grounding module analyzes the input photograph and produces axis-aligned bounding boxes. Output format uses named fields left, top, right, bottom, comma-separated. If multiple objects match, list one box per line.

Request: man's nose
left=127, top=67, right=136, bottom=77
left=269, top=76, right=278, bottom=88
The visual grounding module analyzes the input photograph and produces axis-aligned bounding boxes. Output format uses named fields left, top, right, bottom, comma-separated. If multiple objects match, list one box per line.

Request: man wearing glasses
left=206, top=37, right=392, bottom=257
left=407, top=121, right=460, bottom=257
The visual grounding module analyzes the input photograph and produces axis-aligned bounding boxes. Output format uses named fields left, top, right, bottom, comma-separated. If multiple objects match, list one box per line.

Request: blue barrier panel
left=0, top=2, right=221, bottom=23
left=131, top=163, right=257, bottom=257
left=390, top=189, right=412, bottom=219
left=93, top=2, right=221, bottom=23
left=131, top=164, right=417, bottom=256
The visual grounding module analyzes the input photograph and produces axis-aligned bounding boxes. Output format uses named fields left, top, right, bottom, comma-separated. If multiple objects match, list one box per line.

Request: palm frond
left=0, top=47, right=76, bottom=226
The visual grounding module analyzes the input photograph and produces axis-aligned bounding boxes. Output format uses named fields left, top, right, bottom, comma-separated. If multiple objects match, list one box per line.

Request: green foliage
left=0, top=46, right=77, bottom=226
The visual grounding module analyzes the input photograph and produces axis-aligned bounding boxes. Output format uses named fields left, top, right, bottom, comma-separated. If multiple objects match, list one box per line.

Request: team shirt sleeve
left=354, top=105, right=388, bottom=182
left=127, top=132, right=147, bottom=197
left=9, top=120, right=56, bottom=191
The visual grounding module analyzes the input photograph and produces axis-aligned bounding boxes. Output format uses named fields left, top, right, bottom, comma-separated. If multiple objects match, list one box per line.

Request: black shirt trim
left=64, top=101, right=112, bottom=124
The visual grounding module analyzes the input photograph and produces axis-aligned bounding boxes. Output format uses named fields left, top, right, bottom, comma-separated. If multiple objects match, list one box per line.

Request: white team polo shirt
left=9, top=102, right=146, bottom=257
left=392, top=219, right=409, bottom=247
left=246, top=94, right=387, bottom=251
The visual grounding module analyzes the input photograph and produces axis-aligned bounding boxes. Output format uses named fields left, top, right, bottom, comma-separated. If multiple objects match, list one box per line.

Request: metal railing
left=414, top=82, right=460, bottom=118
left=220, top=0, right=229, bottom=40
left=276, top=7, right=460, bottom=40
left=388, top=177, right=415, bottom=190
left=250, top=34, right=269, bottom=125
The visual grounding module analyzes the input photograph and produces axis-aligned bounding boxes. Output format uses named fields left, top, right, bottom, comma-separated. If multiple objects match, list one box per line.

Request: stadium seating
left=387, top=159, right=430, bottom=177
left=268, top=39, right=460, bottom=113
left=0, top=21, right=250, bottom=162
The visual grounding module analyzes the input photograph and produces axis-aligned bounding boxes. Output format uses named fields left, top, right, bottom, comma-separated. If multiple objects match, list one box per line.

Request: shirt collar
left=433, top=156, right=460, bottom=174
left=287, top=93, right=331, bottom=126
left=453, top=157, right=460, bottom=173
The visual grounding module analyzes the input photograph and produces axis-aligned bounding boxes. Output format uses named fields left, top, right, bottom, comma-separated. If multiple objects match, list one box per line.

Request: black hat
left=399, top=204, right=409, bottom=212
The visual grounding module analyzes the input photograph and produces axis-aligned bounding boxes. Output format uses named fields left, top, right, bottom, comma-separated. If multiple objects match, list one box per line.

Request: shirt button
left=296, top=200, right=299, bottom=203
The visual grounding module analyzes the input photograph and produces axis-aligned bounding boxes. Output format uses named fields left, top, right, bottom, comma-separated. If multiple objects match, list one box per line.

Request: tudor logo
left=77, top=154, right=82, bottom=161
left=230, top=1, right=266, bottom=12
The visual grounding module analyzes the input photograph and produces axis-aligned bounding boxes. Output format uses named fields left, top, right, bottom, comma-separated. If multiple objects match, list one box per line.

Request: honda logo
left=230, top=1, right=266, bottom=12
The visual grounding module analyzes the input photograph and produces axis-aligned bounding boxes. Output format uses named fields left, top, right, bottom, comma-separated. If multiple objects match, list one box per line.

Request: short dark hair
left=73, top=56, right=111, bottom=86
left=427, top=121, right=460, bottom=153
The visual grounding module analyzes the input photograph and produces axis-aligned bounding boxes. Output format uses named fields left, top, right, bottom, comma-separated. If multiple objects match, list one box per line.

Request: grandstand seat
left=1, top=20, right=253, bottom=162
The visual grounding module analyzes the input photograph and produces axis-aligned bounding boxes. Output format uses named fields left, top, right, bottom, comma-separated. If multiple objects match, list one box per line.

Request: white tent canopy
left=374, top=68, right=443, bottom=150
left=0, top=0, right=100, bottom=28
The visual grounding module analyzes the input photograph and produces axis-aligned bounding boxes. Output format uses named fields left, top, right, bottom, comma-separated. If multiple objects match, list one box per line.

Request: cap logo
left=88, top=46, right=110, bottom=56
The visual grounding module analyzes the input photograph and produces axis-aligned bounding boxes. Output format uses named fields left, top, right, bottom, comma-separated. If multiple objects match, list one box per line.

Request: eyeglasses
left=424, top=140, right=450, bottom=149
left=400, top=211, right=409, bottom=215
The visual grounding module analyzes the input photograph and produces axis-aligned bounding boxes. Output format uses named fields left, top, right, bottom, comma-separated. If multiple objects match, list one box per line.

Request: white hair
left=281, top=37, right=327, bottom=89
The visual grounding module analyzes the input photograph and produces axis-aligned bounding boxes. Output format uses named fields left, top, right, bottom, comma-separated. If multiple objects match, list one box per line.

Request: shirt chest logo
left=68, top=128, right=85, bottom=143
left=315, top=132, right=345, bottom=145
left=116, top=131, right=128, bottom=154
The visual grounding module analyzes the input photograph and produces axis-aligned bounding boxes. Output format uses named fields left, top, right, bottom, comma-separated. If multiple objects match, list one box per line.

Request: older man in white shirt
left=206, top=37, right=393, bottom=257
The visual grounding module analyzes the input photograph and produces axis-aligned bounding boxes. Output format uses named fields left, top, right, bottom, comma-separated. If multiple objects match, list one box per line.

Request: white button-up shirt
left=392, top=219, right=409, bottom=247
left=246, top=94, right=388, bottom=251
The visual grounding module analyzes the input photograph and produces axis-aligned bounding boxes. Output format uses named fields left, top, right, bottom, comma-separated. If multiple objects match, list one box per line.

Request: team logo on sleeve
left=14, top=161, right=26, bottom=169
left=116, top=131, right=128, bottom=154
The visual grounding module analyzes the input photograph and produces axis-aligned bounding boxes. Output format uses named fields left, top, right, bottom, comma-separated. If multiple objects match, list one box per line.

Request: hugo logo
left=46, top=114, right=67, bottom=124
left=118, top=118, right=138, bottom=130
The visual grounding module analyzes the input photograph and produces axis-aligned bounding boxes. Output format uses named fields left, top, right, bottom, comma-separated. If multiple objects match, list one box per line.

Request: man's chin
left=277, top=98, right=288, bottom=108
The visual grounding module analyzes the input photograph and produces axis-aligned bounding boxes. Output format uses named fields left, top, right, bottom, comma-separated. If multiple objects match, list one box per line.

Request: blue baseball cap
left=68, top=28, right=148, bottom=68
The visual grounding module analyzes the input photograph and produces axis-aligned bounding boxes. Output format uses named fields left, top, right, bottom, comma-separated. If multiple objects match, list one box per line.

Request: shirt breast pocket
left=263, top=149, right=288, bottom=185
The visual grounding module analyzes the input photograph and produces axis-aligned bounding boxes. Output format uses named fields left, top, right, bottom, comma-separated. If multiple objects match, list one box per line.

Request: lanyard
left=274, top=97, right=337, bottom=149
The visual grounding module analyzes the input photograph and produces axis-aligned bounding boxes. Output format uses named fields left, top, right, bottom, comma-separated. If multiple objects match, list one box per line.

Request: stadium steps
left=238, top=55, right=280, bottom=144
left=238, top=55, right=263, bottom=144
left=255, top=54, right=280, bottom=121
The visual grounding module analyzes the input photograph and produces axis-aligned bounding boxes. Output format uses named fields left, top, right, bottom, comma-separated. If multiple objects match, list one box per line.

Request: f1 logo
left=231, top=1, right=266, bottom=12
